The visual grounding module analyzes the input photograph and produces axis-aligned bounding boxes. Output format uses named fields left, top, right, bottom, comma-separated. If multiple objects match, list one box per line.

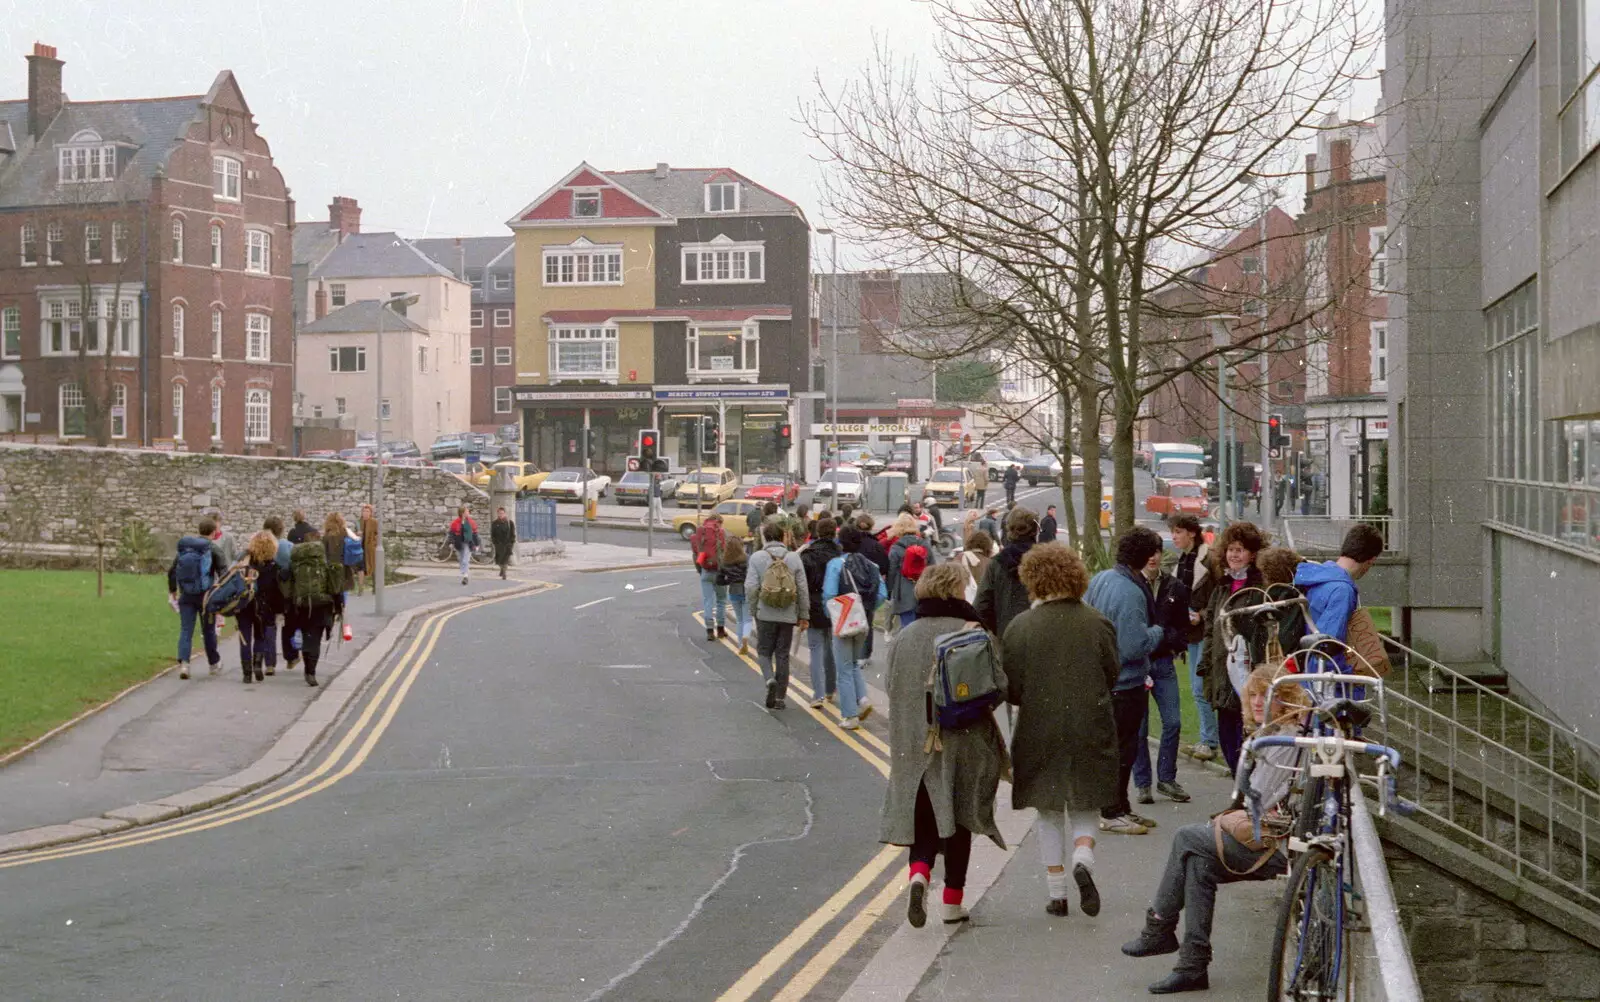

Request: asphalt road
left=0, top=572, right=891, bottom=1001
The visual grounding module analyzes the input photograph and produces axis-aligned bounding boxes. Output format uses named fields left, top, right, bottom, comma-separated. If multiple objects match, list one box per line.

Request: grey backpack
left=926, top=622, right=1003, bottom=730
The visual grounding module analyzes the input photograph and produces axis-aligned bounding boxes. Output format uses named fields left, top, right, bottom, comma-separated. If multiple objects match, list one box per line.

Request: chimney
left=314, top=283, right=328, bottom=321
left=328, top=196, right=361, bottom=239
left=456, top=237, right=466, bottom=281
left=1330, top=139, right=1352, bottom=185
left=654, top=162, right=669, bottom=179
left=1304, top=153, right=1317, bottom=197
left=26, top=43, right=63, bottom=140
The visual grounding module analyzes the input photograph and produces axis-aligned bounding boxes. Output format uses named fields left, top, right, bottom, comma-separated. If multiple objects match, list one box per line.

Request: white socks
left=1046, top=869, right=1071, bottom=900
left=1073, top=844, right=1095, bottom=872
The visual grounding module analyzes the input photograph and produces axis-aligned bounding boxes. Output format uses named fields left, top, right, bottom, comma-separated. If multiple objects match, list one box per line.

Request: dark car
left=430, top=434, right=467, bottom=459
left=387, top=439, right=421, bottom=458
left=888, top=444, right=913, bottom=472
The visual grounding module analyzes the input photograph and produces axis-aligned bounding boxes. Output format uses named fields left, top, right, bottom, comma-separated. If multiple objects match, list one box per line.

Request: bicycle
left=430, top=538, right=492, bottom=565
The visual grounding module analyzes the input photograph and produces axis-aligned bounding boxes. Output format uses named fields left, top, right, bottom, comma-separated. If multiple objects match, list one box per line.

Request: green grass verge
left=0, top=570, right=176, bottom=757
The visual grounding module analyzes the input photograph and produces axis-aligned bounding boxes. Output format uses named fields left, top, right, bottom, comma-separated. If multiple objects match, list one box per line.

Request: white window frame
left=380, top=398, right=392, bottom=421
left=468, top=271, right=484, bottom=295
left=212, top=308, right=223, bottom=358
left=492, top=272, right=511, bottom=291
left=244, top=389, right=270, bottom=443
left=172, top=382, right=184, bottom=441
left=211, top=385, right=223, bottom=441
left=493, top=346, right=513, bottom=366
left=46, top=223, right=63, bottom=265
left=686, top=324, right=760, bottom=380
left=59, top=382, right=86, bottom=438
left=493, top=308, right=512, bottom=328
left=110, top=383, right=128, bottom=439
left=681, top=239, right=765, bottom=285
left=171, top=218, right=184, bottom=264
left=245, top=313, right=270, bottom=362
left=547, top=324, right=620, bottom=382
left=542, top=244, right=623, bottom=286
left=57, top=143, right=118, bottom=184
left=470, top=346, right=485, bottom=366
left=2, top=306, right=20, bottom=359
left=112, top=222, right=129, bottom=263
left=21, top=223, right=38, bottom=266
left=571, top=189, right=601, bottom=218
left=210, top=224, right=223, bottom=268
left=418, top=346, right=428, bottom=373
left=470, top=309, right=484, bottom=328
left=172, top=303, right=185, bottom=357
left=213, top=155, right=241, bottom=201
left=336, top=397, right=346, bottom=416
left=84, top=223, right=103, bottom=263
left=494, top=386, right=513, bottom=414
left=1304, top=232, right=1328, bottom=307
left=114, top=299, right=137, bottom=356
left=1368, top=226, right=1387, bottom=293
left=1305, top=329, right=1330, bottom=399
left=330, top=283, right=346, bottom=307
left=705, top=182, right=740, bottom=213
left=1370, top=321, right=1388, bottom=393
left=329, top=345, right=367, bottom=373
left=245, top=229, right=271, bottom=274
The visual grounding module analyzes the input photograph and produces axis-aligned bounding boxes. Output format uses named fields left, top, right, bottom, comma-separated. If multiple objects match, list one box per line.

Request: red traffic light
left=778, top=424, right=791, bottom=439
left=641, top=434, right=656, bottom=447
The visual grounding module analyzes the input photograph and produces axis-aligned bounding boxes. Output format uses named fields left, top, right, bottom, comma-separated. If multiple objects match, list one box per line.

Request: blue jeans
left=807, top=624, right=837, bottom=698
left=177, top=593, right=219, bottom=666
left=457, top=542, right=472, bottom=577
left=238, top=611, right=278, bottom=668
left=1134, top=657, right=1183, bottom=788
left=729, top=592, right=749, bottom=640
left=831, top=632, right=870, bottom=718
left=700, top=571, right=728, bottom=631
left=1188, top=641, right=1219, bottom=748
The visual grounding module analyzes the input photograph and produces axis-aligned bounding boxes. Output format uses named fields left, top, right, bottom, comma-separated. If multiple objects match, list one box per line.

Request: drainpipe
left=139, top=203, right=150, bottom=445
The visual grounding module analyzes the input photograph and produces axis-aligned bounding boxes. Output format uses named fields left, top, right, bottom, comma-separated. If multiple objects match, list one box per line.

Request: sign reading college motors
left=813, top=423, right=919, bottom=435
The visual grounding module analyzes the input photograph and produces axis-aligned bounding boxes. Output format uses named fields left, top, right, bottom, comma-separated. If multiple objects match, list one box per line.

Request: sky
left=3, top=0, right=937, bottom=251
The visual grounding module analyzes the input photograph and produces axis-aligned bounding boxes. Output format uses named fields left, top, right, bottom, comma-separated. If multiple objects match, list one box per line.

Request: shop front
left=654, top=384, right=792, bottom=478
left=1303, top=398, right=1389, bottom=518
left=514, top=387, right=654, bottom=476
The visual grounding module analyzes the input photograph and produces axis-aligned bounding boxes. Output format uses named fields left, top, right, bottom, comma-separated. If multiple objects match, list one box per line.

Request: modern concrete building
left=1386, top=0, right=1600, bottom=741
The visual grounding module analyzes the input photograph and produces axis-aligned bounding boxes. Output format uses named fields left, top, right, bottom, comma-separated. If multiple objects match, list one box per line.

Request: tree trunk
left=1077, top=386, right=1107, bottom=564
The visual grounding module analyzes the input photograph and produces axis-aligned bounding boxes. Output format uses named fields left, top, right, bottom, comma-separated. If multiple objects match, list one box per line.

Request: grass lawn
left=0, top=570, right=176, bottom=757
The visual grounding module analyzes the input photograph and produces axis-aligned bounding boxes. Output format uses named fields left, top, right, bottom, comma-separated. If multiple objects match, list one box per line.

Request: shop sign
left=513, top=388, right=653, bottom=403
left=654, top=385, right=790, bottom=401
left=813, top=423, right=917, bottom=435
left=1366, top=419, right=1389, bottom=440
left=1306, top=422, right=1328, bottom=441
left=897, top=398, right=933, bottom=409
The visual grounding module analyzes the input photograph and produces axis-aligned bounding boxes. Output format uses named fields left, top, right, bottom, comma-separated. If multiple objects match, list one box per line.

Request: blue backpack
left=926, top=623, right=1004, bottom=730
left=204, top=558, right=258, bottom=618
left=343, top=535, right=365, bottom=568
left=174, top=537, right=214, bottom=596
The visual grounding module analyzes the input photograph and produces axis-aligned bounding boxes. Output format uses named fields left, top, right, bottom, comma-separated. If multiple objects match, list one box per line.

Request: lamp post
left=1208, top=316, right=1238, bottom=527
left=373, top=291, right=420, bottom=616
left=816, top=227, right=840, bottom=510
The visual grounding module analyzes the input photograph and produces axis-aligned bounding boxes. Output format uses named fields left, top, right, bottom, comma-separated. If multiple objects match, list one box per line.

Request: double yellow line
left=692, top=612, right=907, bottom=1002
left=1, top=587, right=546, bottom=871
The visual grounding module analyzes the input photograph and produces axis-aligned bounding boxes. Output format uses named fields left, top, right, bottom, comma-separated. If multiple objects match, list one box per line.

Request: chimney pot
left=1305, top=153, right=1317, bottom=197
left=654, top=162, right=669, bottom=179
left=26, top=41, right=64, bottom=140
left=314, top=285, right=328, bottom=321
left=327, top=196, right=361, bottom=240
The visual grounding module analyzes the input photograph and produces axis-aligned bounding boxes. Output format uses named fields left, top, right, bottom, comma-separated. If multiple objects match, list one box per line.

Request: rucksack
left=758, top=553, right=798, bottom=609
left=204, top=558, right=258, bottom=618
left=343, top=534, right=365, bottom=568
left=843, top=553, right=881, bottom=610
left=289, top=542, right=338, bottom=607
left=901, top=541, right=930, bottom=581
left=695, top=523, right=725, bottom=570
left=926, top=623, right=1003, bottom=730
left=174, top=537, right=214, bottom=596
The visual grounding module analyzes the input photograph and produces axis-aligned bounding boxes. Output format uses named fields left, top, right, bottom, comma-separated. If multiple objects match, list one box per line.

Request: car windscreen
left=1171, top=484, right=1203, bottom=498
left=547, top=470, right=581, bottom=481
left=1158, top=461, right=1205, bottom=480
left=825, top=470, right=861, bottom=483
left=686, top=472, right=722, bottom=484
left=931, top=470, right=963, bottom=482
left=755, top=476, right=785, bottom=485
left=619, top=472, right=648, bottom=484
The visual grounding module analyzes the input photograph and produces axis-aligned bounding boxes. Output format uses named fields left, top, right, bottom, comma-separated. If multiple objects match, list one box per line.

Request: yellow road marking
left=770, top=866, right=906, bottom=1002
left=713, top=845, right=900, bottom=1002
left=1, top=586, right=551, bottom=869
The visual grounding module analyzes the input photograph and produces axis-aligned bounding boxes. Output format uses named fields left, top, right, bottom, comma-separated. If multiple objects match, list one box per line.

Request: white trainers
left=907, top=873, right=928, bottom=928
left=839, top=716, right=861, bottom=730
left=942, top=902, right=970, bottom=924
left=1099, top=814, right=1150, bottom=835
left=178, top=661, right=191, bottom=680
left=808, top=698, right=826, bottom=709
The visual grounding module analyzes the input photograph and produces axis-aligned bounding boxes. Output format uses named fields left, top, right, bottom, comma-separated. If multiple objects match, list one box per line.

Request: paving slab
left=0, top=824, right=101, bottom=854
left=67, top=816, right=134, bottom=834
left=152, top=783, right=244, bottom=813
left=103, top=803, right=180, bottom=825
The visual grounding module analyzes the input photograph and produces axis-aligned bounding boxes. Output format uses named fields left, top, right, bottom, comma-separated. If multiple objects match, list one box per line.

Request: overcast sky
left=4, top=0, right=935, bottom=249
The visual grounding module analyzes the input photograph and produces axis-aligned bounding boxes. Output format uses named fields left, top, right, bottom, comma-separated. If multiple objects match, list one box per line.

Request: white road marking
left=633, top=581, right=678, bottom=594
left=573, top=596, right=616, bottom=610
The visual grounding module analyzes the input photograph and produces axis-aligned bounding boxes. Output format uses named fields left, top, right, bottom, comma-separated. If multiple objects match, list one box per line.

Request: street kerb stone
left=0, top=823, right=106, bottom=855
left=104, top=803, right=182, bottom=825
left=152, top=784, right=245, bottom=813
left=68, top=816, right=135, bottom=835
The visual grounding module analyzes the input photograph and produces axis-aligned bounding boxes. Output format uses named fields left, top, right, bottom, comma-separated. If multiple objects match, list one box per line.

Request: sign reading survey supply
left=654, top=385, right=790, bottom=401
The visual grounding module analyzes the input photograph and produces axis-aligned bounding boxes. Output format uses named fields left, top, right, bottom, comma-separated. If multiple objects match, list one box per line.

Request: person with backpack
left=880, top=563, right=1008, bottom=928
left=234, top=530, right=286, bottom=683
left=1002, top=464, right=1020, bottom=507
left=167, top=516, right=228, bottom=679
left=264, top=516, right=298, bottom=672
left=448, top=506, right=480, bottom=586
left=744, top=520, right=810, bottom=709
left=886, top=514, right=933, bottom=631
left=718, top=536, right=751, bottom=654
left=324, top=512, right=358, bottom=602
left=1004, top=542, right=1121, bottom=918
left=287, top=509, right=314, bottom=545
left=490, top=506, right=516, bottom=579
left=286, top=527, right=345, bottom=687
left=692, top=514, right=730, bottom=642
left=799, top=518, right=842, bottom=705
left=974, top=506, right=1038, bottom=639
left=822, top=524, right=888, bottom=728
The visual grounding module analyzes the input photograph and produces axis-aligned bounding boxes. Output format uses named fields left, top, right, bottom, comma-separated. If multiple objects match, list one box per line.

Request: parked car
left=436, top=458, right=488, bottom=483
left=673, top=499, right=764, bottom=541
left=430, top=434, right=468, bottom=459
left=471, top=461, right=549, bottom=495
left=338, top=447, right=376, bottom=464
left=743, top=474, right=799, bottom=505
left=1145, top=479, right=1211, bottom=517
left=387, top=456, right=429, bottom=469
left=888, top=443, right=913, bottom=472
left=924, top=466, right=976, bottom=507
left=613, top=470, right=681, bottom=505
left=387, top=439, right=421, bottom=458
left=537, top=467, right=611, bottom=501
left=303, top=449, right=339, bottom=460
left=813, top=465, right=866, bottom=506
left=974, top=448, right=1023, bottom=474
left=677, top=467, right=741, bottom=508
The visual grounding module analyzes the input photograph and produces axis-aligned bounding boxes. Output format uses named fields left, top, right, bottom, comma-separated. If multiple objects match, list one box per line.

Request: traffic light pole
left=646, top=471, right=655, bottom=557
left=580, top=414, right=590, bottom=547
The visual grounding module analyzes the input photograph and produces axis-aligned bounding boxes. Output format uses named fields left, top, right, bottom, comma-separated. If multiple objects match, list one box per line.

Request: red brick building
left=0, top=44, right=294, bottom=452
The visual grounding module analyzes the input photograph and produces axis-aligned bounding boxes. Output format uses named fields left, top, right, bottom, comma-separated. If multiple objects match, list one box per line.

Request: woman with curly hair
left=1191, top=521, right=1266, bottom=774
left=323, top=511, right=356, bottom=599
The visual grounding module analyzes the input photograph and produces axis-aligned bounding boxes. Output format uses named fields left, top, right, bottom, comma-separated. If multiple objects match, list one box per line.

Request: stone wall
left=0, top=443, right=489, bottom=552
left=1386, top=839, right=1600, bottom=1001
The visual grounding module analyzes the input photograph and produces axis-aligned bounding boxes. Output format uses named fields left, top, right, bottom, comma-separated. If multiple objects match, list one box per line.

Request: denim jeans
left=238, top=610, right=278, bottom=669
left=700, top=571, right=729, bottom=631
left=830, top=632, right=870, bottom=717
left=176, top=593, right=219, bottom=666
left=807, top=624, right=836, bottom=697
left=1153, top=822, right=1287, bottom=971
left=1134, top=657, right=1183, bottom=788
left=729, top=592, right=749, bottom=640
left=1187, top=641, right=1219, bottom=748
left=457, top=542, right=472, bottom=577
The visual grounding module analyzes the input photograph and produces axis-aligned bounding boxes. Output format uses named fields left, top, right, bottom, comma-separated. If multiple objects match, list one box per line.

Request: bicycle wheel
left=431, top=541, right=452, bottom=563
left=1268, top=847, right=1348, bottom=1001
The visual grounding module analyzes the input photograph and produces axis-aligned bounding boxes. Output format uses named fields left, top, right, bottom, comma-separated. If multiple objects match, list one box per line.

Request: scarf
left=915, top=597, right=981, bottom=622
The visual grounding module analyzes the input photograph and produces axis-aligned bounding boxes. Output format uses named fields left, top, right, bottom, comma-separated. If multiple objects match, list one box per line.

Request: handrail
left=1281, top=515, right=1400, bottom=554
left=1349, top=781, right=1424, bottom=1002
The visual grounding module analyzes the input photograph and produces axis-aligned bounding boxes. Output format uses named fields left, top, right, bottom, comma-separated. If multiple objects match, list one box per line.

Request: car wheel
left=678, top=524, right=697, bottom=541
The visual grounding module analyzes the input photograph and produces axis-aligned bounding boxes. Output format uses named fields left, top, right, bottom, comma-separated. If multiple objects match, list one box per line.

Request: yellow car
left=471, top=461, right=549, bottom=495
left=924, top=466, right=976, bottom=507
left=676, top=466, right=741, bottom=508
left=435, top=458, right=487, bottom=483
left=673, top=499, right=764, bottom=542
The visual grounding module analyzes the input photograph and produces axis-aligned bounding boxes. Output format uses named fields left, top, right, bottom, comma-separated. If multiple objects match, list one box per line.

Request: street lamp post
left=816, top=228, right=840, bottom=511
left=1208, top=316, right=1238, bottom=527
left=373, top=291, right=419, bottom=616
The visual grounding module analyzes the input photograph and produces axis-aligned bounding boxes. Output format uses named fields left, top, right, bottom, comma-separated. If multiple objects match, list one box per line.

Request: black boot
left=1045, top=898, right=1069, bottom=916
left=706, top=627, right=716, bottom=641
left=253, top=654, right=265, bottom=682
left=1121, top=910, right=1180, bottom=957
left=304, top=664, right=319, bottom=687
left=242, top=664, right=253, bottom=684
left=1148, top=968, right=1209, bottom=994
left=716, top=626, right=727, bottom=639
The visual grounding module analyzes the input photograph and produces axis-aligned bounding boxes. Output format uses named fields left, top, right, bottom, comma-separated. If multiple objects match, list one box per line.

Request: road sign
left=947, top=421, right=962, bottom=436
left=1270, top=447, right=1282, bottom=460
left=626, top=456, right=640, bottom=472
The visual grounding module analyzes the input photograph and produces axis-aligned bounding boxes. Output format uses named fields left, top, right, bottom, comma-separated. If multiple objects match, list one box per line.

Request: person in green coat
left=1003, top=542, right=1122, bottom=918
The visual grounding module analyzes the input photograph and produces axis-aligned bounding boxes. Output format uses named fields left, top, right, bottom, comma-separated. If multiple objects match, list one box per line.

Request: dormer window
left=57, top=132, right=118, bottom=184
left=572, top=190, right=601, bottom=217
left=706, top=182, right=739, bottom=212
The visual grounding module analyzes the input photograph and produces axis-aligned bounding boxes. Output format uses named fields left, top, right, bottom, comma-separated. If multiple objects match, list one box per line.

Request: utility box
left=868, top=472, right=909, bottom=513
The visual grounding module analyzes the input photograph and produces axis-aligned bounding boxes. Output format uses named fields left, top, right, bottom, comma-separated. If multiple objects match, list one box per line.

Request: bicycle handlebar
left=1244, top=733, right=1401, bottom=769
left=1220, top=595, right=1308, bottom=618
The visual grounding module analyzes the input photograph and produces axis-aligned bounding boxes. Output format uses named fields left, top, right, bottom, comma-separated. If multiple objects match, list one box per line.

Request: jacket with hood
left=857, top=530, right=891, bottom=579
left=1293, top=560, right=1359, bottom=644
left=799, top=538, right=842, bottom=626
left=886, top=532, right=934, bottom=616
left=1084, top=564, right=1165, bottom=692
left=745, top=541, right=810, bottom=625
left=974, top=538, right=1033, bottom=637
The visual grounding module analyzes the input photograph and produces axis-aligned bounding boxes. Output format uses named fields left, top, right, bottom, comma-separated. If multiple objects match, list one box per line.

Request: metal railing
left=515, top=497, right=559, bottom=542
left=1281, top=515, right=1400, bottom=554
left=1348, top=781, right=1423, bottom=1002
left=1369, top=636, right=1600, bottom=915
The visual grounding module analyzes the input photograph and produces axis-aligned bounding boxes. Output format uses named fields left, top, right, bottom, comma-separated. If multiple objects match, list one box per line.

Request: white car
left=537, top=466, right=611, bottom=501
left=813, top=466, right=866, bottom=505
left=975, top=448, right=1024, bottom=474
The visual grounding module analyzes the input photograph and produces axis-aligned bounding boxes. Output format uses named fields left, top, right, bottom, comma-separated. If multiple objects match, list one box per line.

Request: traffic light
left=580, top=427, right=594, bottom=460
left=774, top=423, right=792, bottom=452
left=1269, top=413, right=1289, bottom=448
left=639, top=428, right=660, bottom=465
left=701, top=417, right=719, bottom=455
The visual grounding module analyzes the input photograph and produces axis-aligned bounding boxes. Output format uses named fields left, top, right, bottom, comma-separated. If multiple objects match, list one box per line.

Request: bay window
left=687, top=324, right=759, bottom=379
left=548, top=325, right=619, bottom=381
left=681, top=240, right=764, bottom=284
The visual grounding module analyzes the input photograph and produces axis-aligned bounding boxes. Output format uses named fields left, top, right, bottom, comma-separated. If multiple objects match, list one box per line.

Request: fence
left=1281, top=515, right=1399, bottom=554
left=515, top=498, right=558, bottom=542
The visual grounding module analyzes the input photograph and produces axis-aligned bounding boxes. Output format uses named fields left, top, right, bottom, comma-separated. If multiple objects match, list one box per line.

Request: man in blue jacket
left=1292, top=523, right=1385, bottom=653
left=1086, top=526, right=1166, bottom=835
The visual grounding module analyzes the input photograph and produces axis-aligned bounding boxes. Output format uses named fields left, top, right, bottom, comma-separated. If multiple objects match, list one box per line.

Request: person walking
left=822, top=525, right=887, bottom=726
left=745, top=501, right=763, bottom=541
left=881, top=563, right=1008, bottom=927
left=745, top=521, right=810, bottom=709
left=1132, top=549, right=1192, bottom=805
left=718, top=536, right=751, bottom=654
left=1166, top=514, right=1218, bottom=763
left=1002, top=463, right=1020, bottom=507
left=264, top=516, right=297, bottom=673
left=885, top=513, right=932, bottom=631
left=1038, top=504, right=1059, bottom=543
left=959, top=530, right=995, bottom=605
left=324, top=512, right=357, bottom=604
left=287, top=509, right=315, bottom=545
left=359, top=503, right=379, bottom=594
left=286, top=527, right=344, bottom=687
left=1195, top=521, right=1267, bottom=774
left=448, top=506, right=480, bottom=586
left=975, top=506, right=1000, bottom=541
left=1291, top=522, right=1384, bottom=647
left=236, top=530, right=287, bottom=683
left=799, top=517, right=841, bottom=704
left=974, top=507, right=1038, bottom=639
left=167, top=516, right=227, bottom=679
left=971, top=455, right=989, bottom=508
left=1085, top=526, right=1167, bottom=835
left=210, top=509, right=239, bottom=565
left=490, top=506, right=516, bottom=579
left=853, top=512, right=890, bottom=660
left=692, top=513, right=730, bottom=641
left=1003, top=542, right=1120, bottom=916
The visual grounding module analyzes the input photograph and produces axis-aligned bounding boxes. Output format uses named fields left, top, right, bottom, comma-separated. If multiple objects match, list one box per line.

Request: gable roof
left=292, top=222, right=343, bottom=273
left=299, top=299, right=427, bottom=335
left=506, top=161, right=674, bottom=228
left=607, top=166, right=804, bottom=220
left=310, top=231, right=458, bottom=280
left=0, top=94, right=203, bottom=209
left=411, top=236, right=515, bottom=276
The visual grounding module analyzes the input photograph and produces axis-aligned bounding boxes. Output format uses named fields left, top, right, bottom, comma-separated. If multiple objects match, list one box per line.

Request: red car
left=1145, top=479, right=1210, bottom=517
left=744, top=474, right=800, bottom=504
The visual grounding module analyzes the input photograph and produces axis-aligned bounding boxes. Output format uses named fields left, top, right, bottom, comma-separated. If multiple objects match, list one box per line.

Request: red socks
left=942, top=887, right=964, bottom=906
left=909, top=862, right=932, bottom=882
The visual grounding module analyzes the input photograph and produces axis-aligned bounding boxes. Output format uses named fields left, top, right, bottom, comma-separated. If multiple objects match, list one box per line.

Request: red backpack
left=694, top=523, right=725, bottom=570
left=900, top=540, right=929, bottom=581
